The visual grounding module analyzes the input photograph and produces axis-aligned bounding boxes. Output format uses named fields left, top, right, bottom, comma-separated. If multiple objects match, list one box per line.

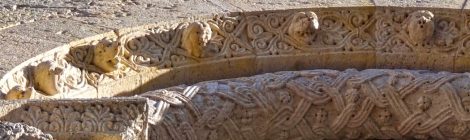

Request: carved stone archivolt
left=0, top=7, right=469, bottom=105
left=144, top=69, right=470, bottom=139
left=2, top=6, right=470, bottom=139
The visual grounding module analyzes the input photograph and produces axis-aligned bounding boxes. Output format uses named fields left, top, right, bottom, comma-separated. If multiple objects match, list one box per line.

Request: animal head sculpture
left=288, top=11, right=319, bottom=45
left=92, top=40, right=123, bottom=73
left=5, top=86, right=33, bottom=100
left=406, top=10, right=434, bottom=46
left=33, top=61, right=64, bottom=95
left=181, top=22, right=213, bottom=58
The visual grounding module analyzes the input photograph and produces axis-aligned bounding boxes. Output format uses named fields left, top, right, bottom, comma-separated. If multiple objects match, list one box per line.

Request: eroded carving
left=68, top=38, right=141, bottom=75
left=287, top=12, right=319, bottom=46
left=92, top=40, right=124, bottom=73
left=33, top=61, right=65, bottom=95
left=0, top=121, right=53, bottom=140
left=143, top=69, right=470, bottom=139
left=32, top=60, right=86, bottom=96
left=375, top=9, right=455, bottom=52
left=405, top=10, right=435, bottom=46
left=5, top=86, right=33, bottom=100
left=1, top=99, right=147, bottom=139
left=181, top=22, right=213, bottom=58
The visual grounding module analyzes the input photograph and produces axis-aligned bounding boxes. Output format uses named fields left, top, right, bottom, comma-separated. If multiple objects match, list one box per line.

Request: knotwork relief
left=143, top=69, right=470, bottom=139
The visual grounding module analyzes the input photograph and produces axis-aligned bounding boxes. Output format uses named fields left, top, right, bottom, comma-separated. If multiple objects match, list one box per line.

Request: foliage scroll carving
left=3, top=8, right=470, bottom=99
left=0, top=99, right=147, bottom=139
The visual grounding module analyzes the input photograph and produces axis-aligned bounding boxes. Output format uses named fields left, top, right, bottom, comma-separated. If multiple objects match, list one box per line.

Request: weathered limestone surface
left=0, top=0, right=468, bottom=77
left=143, top=69, right=470, bottom=139
left=2, top=1, right=470, bottom=139
left=0, top=97, right=149, bottom=140
left=6, top=68, right=470, bottom=139
left=0, top=121, right=52, bottom=140
left=4, top=6, right=470, bottom=100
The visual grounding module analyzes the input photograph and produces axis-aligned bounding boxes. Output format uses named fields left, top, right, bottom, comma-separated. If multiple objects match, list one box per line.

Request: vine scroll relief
left=2, top=8, right=470, bottom=99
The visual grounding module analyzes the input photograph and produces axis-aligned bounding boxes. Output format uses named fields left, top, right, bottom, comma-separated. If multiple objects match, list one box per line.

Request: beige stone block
left=139, top=56, right=257, bottom=93
left=256, top=52, right=375, bottom=74
left=256, top=54, right=325, bottom=74
left=453, top=55, right=470, bottom=73
left=66, top=87, right=99, bottom=99
left=321, top=52, right=376, bottom=70
left=97, top=74, right=142, bottom=97
left=376, top=53, right=454, bottom=71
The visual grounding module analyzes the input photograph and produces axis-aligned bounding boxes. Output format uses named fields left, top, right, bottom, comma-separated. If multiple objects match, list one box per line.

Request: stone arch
left=1, top=6, right=470, bottom=139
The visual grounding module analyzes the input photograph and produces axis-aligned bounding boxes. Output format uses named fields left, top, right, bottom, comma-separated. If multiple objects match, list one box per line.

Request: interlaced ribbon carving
left=144, top=69, right=470, bottom=139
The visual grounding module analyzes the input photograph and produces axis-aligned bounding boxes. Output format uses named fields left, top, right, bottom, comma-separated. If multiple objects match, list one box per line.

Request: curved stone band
left=2, top=7, right=470, bottom=100
left=144, top=69, right=470, bottom=139
left=1, top=5, right=470, bottom=139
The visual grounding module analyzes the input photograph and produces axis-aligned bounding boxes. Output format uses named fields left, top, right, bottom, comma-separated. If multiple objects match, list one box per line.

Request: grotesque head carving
left=93, top=40, right=122, bottom=73
left=5, top=86, right=33, bottom=100
left=406, top=10, right=434, bottom=46
left=181, top=22, right=213, bottom=58
left=288, top=11, right=319, bottom=45
left=33, top=61, right=64, bottom=95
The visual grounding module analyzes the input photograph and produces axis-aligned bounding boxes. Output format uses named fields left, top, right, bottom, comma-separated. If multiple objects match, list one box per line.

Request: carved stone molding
left=2, top=5, right=470, bottom=140
left=0, top=121, right=53, bottom=140
left=0, top=97, right=149, bottom=140
left=143, top=69, right=470, bottom=139
left=1, top=7, right=470, bottom=100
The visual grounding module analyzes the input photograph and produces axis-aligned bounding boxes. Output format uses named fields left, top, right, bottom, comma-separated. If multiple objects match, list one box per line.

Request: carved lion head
left=92, top=40, right=122, bottom=73
left=181, top=22, right=213, bottom=58
left=5, top=85, right=33, bottom=100
left=406, top=10, right=434, bottom=46
left=33, top=61, right=64, bottom=95
left=288, top=11, right=319, bottom=45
